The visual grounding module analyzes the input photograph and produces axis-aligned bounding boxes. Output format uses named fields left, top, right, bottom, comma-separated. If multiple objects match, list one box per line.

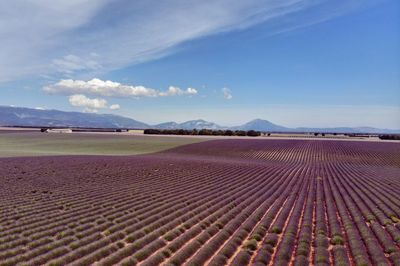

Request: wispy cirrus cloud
left=0, top=0, right=374, bottom=82
left=44, top=78, right=198, bottom=98
left=53, top=54, right=102, bottom=75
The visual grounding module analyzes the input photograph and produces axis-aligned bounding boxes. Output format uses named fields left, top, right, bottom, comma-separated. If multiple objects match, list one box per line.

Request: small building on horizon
left=45, top=128, right=73, bottom=133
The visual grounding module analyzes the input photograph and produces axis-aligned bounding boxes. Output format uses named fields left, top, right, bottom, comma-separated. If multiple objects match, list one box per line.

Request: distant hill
left=177, top=119, right=223, bottom=130
left=155, top=119, right=223, bottom=130
left=232, top=119, right=289, bottom=132
left=1, top=106, right=398, bottom=133
left=293, top=126, right=400, bottom=134
left=153, top=122, right=180, bottom=130
left=232, top=119, right=400, bottom=134
left=0, top=106, right=148, bottom=129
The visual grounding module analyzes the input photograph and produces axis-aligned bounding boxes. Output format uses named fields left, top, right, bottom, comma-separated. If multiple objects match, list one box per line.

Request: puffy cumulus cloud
left=222, top=87, right=233, bottom=100
left=68, top=94, right=121, bottom=112
left=159, top=86, right=198, bottom=97
left=187, top=88, right=198, bottom=95
left=109, top=104, right=120, bottom=110
left=69, top=94, right=108, bottom=109
left=44, top=79, right=198, bottom=98
left=45, top=78, right=158, bottom=98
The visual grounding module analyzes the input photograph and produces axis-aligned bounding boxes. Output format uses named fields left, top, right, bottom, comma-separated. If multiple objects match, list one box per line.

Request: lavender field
left=1, top=139, right=399, bottom=265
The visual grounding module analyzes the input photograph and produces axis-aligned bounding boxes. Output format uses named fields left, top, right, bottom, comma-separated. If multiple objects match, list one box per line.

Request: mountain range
left=0, top=106, right=147, bottom=129
left=0, top=106, right=398, bottom=134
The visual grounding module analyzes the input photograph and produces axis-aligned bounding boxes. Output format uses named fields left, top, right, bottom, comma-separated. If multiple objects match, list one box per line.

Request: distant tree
left=267, top=133, right=271, bottom=136
left=144, top=129, right=161, bottom=134
left=314, top=133, right=319, bottom=136
left=235, top=130, right=247, bottom=136
left=211, top=130, right=223, bottom=136
left=224, top=130, right=233, bottom=136
left=167, top=129, right=179, bottom=135
left=199, top=129, right=212, bottom=135
left=246, top=130, right=261, bottom=137
left=379, top=134, right=400, bottom=140
left=321, top=133, right=325, bottom=137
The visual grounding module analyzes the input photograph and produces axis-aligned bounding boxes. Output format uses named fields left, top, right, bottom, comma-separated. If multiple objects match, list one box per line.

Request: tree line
left=378, top=134, right=400, bottom=140
left=144, top=129, right=261, bottom=137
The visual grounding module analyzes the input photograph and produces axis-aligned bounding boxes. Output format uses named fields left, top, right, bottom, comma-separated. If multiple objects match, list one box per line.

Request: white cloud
left=45, top=78, right=158, bottom=97
left=0, top=0, right=108, bottom=81
left=68, top=94, right=120, bottom=111
left=109, top=104, right=120, bottom=110
left=0, top=1, right=371, bottom=82
left=159, top=86, right=198, bottom=97
left=68, top=94, right=108, bottom=109
left=222, top=87, right=233, bottom=100
left=53, top=54, right=102, bottom=75
left=187, top=88, right=198, bottom=95
left=83, top=108, right=98, bottom=113
left=44, top=78, right=198, bottom=98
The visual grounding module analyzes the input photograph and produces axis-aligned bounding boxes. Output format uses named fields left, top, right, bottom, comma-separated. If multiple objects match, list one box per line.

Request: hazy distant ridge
left=0, top=106, right=398, bottom=134
left=0, top=106, right=148, bottom=129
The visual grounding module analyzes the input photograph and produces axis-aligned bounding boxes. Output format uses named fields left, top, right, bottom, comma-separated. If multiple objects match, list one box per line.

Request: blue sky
left=0, top=0, right=399, bottom=128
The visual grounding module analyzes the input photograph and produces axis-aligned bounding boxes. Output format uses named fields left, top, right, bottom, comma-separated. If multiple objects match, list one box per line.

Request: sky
left=0, top=0, right=399, bottom=129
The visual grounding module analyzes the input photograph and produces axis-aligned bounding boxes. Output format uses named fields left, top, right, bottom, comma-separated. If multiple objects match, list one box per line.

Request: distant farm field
left=1, top=139, right=400, bottom=265
left=0, top=132, right=208, bottom=157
